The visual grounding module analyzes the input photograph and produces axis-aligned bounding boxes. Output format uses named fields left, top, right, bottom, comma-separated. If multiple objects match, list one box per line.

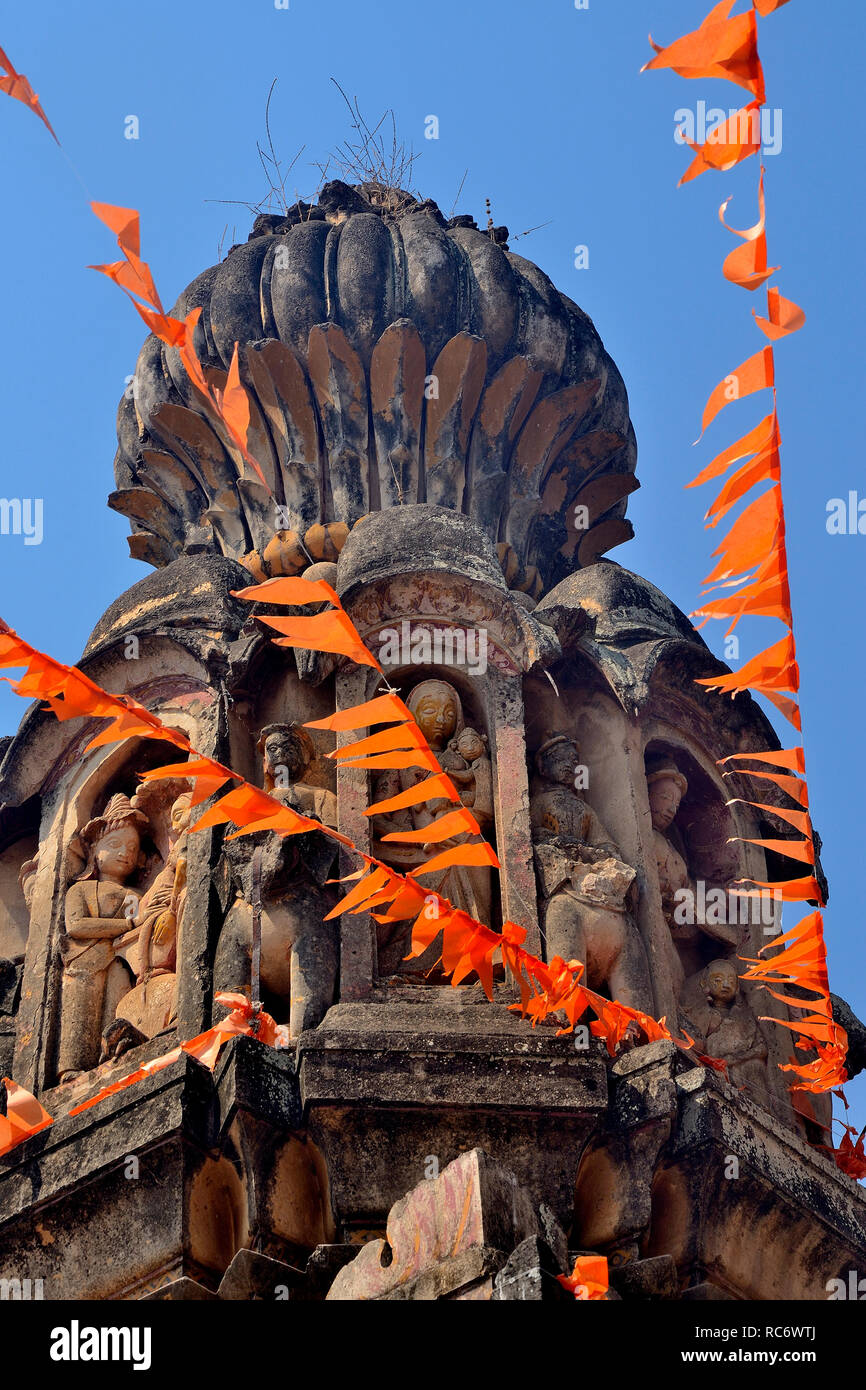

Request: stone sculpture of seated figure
left=58, top=794, right=150, bottom=1082
left=680, top=957, right=769, bottom=1096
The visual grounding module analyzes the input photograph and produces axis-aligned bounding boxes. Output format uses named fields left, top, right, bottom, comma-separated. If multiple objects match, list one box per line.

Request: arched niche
left=0, top=799, right=40, bottom=962
left=230, top=639, right=339, bottom=803
left=524, top=655, right=643, bottom=875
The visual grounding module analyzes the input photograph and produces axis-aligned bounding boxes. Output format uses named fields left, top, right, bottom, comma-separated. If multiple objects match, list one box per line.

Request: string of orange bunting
left=642, top=0, right=862, bottom=1174
left=0, top=21, right=861, bottom=1188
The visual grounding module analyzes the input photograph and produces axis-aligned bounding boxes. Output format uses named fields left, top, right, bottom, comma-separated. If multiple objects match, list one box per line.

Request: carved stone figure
left=680, top=958, right=769, bottom=1095
left=530, top=736, right=652, bottom=1012
left=258, top=723, right=337, bottom=826
left=372, top=680, right=494, bottom=973
left=111, top=789, right=193, bottom=1041
left=58, top=794, right=150, bottom=1082
left=646, top=755, right=739, bottom=993
left=214, top=724, right=338, bottom=1036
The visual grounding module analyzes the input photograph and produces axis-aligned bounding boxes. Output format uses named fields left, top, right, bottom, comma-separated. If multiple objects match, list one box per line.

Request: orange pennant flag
left=719, top=747, right=805, bottom=773
left=687, top=412, right=777, bottom=489
left=338, top=748, right=443, bottom=773
left=734, top=835, right=815, bottom=866
left=330, top=722, right=429, bottom=761
left=0, top=1078, right=53, bottom=1157
left=696, top=632, right=799, bottom=697
left=324, top=866, right=392, bottom=919
left=211, top=343, right=268, bottom=488
left=734, top=874, right=821, bottom=903
left=762, top=690, right=801, bottom=731
left=191, top=784, right=307, bottom=833
left=233, top=575, right=340, bottom=607
left=753, top=287, right=806, bottom=340
left=704, top=440, right=781, bottom=526
left=365, top=771, right=461, bottom=816
left=382, top=807, right=483, bottom=843
left=754, top=0, right=791, bottom=13
left=642, top=1, right=765, bottom=103
left=413, top=842, right=501, bottom=876
left=306, top=693, right=412, bottom=731
left=698, top=347, right=775, bottom=439
left=725, top=798, right=812, bottom=836
left=703, top=485, right=783, bottom=583
left=723, top=763, right=809, bottom=806
left=0, top=44, right=57, bottom=141
left=260, top=609, right=381, bottom=670
left=681, top=101, right=763, bottom=185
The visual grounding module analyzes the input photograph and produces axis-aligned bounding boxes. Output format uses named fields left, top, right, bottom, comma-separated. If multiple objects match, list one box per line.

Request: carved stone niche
left=0, top=804, right=39, bottom=1075
left=325, top=504, right=554, bottom=1001
left=14, top=733, right=202, bottom=1091
left=523, top=665, right=654, bottom=1015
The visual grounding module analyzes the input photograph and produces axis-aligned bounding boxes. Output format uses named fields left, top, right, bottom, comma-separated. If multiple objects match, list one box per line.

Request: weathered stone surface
left=327, top=1149, right=548, bottom=1301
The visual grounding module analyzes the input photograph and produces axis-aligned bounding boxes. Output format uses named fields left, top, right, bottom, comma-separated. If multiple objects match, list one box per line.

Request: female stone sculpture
left=58, top=794, right=150, bottom=1082
left=372, top=679, right=494, bottom=932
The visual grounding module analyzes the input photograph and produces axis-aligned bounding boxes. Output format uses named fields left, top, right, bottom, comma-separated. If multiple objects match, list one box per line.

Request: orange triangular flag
left=382, top=807, right=483, bottom=843
left=698, top=347, right=774, bottom=439
left=695, top=633, right=799, bottom=697
left=687, top=413, right=777, bottom=489
left=233, top=575, right=341, bottom=607
left=718, top=747, right=805, bottom=773
left=306, top=693, right=412, bottom=731
left=365, top=771, right=461, bottom=816
left=0, top=1077, right=53, bottom=1156
left=260, top=610, right=381, bottom=670
left=413, top=842, right=501, bottom=876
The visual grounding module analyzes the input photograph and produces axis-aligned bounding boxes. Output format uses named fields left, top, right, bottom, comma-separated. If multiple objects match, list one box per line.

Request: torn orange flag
left=696, top=632, right=799, bottom=698
left=306, top=693, right=412, bottom=731
left=704, top=439, right=780, bottom=526
left=703, top=485, right=783, bottom=583
left=698, top=347, right=775, bottom=439
left=413, top=842, right=501, bottom=876
left=687, top=412, right=777, bottom=490
left=324, top=866, right=392, bottom=919
left=370, top=880, right=431, bottom=924
left=753, top=287, right=806, bottom=340
left=827, top=1126, right=866, bottom=1181
left=692, top=555, right=792, bottom=633
left=233, top=575, right=341, bottom=608
left=260, top=610, right=381, bottom=670
left=0, top=1078, right=53, bottom=1157
left=556, top=1255, right=609, bottom=1300
left=642, top=1, right=765, bottom=103
left=365, top=771, right=461, bottom=816
left=382, top=807, right=483, bottom=843
left=681, top=101, right=763, bottom=186
left=0, top=45, right=57, bottom=141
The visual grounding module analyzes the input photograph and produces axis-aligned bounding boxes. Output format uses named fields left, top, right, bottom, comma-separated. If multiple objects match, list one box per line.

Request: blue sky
left=1, top=1, right=864, bottom=1116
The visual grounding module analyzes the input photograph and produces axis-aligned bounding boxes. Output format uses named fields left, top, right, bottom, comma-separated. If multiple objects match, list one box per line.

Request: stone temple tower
left=1, top=181, right=864, bottom=1301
